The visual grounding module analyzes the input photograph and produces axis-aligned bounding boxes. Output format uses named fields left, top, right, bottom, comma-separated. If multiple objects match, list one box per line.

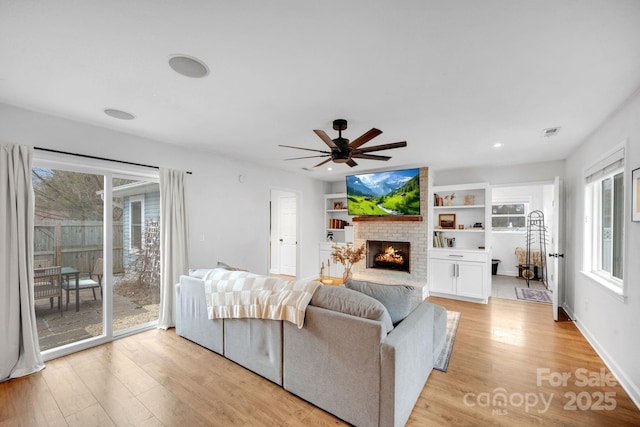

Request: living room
left=2, top=1, right=640, bottom=425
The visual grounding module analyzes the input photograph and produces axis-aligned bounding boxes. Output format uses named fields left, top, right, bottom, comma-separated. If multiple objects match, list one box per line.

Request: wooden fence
left=34, top=220, right=124, bottom=275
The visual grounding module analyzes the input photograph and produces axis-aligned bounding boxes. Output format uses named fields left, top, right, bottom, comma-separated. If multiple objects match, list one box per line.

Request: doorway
left=32, top=154, right=160, bottom=359
left=490, top=179, right=562, bottom=319
left=269, top=189, right=298, bottom=277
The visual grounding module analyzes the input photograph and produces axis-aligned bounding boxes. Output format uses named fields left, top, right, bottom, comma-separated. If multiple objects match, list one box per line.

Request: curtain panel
left=158, top=168, right=189, bottom=329
left=0, top=144, right=44, bottom=381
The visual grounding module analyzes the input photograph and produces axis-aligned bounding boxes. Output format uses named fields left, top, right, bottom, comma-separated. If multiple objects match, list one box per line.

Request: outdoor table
left=61, top=267, right=80, bottom=312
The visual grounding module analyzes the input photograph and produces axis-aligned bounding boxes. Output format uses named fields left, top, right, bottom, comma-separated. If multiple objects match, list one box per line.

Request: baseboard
left=499, top=269, right=518, bottom=277
left=573, top=315, right=640, bottom=410
left=562, top=302, right=576, bottom=321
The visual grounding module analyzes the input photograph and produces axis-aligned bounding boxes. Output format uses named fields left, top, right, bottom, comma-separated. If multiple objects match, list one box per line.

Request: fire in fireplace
left=366, top=240, right=410, bottom=273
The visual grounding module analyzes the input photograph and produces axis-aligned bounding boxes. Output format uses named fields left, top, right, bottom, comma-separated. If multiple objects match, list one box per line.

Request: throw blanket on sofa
left=201, top=269, right=320, bottom=328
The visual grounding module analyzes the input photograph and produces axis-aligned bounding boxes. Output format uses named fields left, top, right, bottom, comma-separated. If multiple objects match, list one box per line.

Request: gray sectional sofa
left=175, top=269, right=447, bottom=427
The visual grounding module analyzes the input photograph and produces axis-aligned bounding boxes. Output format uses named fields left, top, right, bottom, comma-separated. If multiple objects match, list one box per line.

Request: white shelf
left=435, top=228, right=485, bottom=233
left=324, top=193, right=353, bottom=244
left=434, top=205, right=485, bottom=210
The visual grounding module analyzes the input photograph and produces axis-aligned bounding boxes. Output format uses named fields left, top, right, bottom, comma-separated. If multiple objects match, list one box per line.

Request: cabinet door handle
left=455, top=264, right=459, bottom=277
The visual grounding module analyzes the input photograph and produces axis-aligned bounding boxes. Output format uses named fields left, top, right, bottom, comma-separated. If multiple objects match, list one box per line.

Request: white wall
left=432, top=160, right=565, bottom=187
left=564, top=89, right=640, bottom=407
left=0, top=103, right=327, bottom=279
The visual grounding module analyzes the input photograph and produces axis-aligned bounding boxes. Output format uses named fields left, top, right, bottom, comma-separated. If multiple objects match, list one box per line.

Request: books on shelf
left=433, top=231, right=456, bottom=248
left=329, top=218, right=349, bottom=229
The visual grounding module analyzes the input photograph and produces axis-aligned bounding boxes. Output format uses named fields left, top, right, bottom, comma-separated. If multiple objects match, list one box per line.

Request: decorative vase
left=342, top=269, right=352, bottom=283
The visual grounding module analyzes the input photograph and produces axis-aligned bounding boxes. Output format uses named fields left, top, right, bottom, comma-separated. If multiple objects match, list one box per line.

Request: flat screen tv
left=346, top=168, right=421, bottom=216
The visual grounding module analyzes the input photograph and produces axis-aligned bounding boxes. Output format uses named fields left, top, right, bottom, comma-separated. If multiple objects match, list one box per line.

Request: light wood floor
left=1, top=297, right=639, bottom=426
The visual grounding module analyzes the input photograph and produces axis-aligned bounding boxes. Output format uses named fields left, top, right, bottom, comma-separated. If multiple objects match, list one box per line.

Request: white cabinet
left=427, top=182, right=491, bottom=303
left=319, top=242, right=345, bottom=279
left=428, top=250, right=489, bottom=303
left=324, top=193, right=353, bottom=243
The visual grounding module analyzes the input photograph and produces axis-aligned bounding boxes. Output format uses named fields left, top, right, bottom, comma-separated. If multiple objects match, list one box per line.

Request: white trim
left=34, top=150, right=158, bottom=180
left=580, top=271, right=627, bottom=302
left=582, top=141, right=627, bottom=296
left=32, top=152, right=160, bottom=358
left=574, top=316, right=640, bottom=410
left=584, top=147, right=625, bottom=181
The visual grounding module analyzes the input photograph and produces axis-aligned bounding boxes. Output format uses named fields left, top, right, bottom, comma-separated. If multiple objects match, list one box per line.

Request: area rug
left=515, top=287, right=552, bottom=304
left=434, top=310, right=460, bottom=372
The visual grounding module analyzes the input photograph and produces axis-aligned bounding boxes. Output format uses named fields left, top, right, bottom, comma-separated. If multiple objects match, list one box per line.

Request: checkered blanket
left=202, top=269, right=320, bottom=328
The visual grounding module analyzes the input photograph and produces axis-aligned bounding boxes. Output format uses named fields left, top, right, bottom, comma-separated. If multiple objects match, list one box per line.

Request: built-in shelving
left=323, top=193, right=353, bottom=243
left=427, top=182, right=492, bottom=303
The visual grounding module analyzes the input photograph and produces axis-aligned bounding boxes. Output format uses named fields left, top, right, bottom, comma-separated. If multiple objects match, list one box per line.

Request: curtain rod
left=34, top=147, right=192, bottom=175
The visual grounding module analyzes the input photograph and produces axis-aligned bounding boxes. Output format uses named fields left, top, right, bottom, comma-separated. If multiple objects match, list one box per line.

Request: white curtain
left=158, top=168, right=189, bottom=329
left=0, top=144, right=44, bottom=381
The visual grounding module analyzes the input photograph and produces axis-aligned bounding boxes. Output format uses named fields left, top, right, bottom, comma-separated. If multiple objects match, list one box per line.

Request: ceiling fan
left=280, top=119, right=407, bottom=168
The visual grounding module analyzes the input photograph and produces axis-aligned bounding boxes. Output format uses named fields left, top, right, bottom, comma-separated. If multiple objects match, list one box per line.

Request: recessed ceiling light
left=104, top=108, right=135, bottom=120
left=493, top=142, right=504, bottom=148
left=327, top=167, right=333, bottom=171
left=169, top=55, right=209, bottom=78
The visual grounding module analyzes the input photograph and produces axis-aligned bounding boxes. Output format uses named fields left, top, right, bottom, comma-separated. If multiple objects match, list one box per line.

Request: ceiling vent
left=542, top=127, right=561, bottom=137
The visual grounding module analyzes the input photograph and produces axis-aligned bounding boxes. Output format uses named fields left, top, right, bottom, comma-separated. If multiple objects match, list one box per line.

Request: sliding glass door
left=111, top=178, right=160, bottom=334
left=32, top=155, right=159, bottom=357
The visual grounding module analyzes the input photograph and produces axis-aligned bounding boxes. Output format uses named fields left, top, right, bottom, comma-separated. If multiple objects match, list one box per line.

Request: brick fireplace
left=351, top=168, right=428, bottom=296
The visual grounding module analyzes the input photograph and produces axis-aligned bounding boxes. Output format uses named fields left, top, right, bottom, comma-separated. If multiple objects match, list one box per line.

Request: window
left=492, top=203, right=528, bottom=231
left=129, top=195, right=143, bottom=252
left=583, top=147, right=625, bottom=294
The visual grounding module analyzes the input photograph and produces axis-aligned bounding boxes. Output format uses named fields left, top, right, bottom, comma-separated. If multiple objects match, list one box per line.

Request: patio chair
left=62, top=258, right=103, bottom=310
left=35, top=259, right=51, bottom=268
left=34, top=266, right=63, bottom=316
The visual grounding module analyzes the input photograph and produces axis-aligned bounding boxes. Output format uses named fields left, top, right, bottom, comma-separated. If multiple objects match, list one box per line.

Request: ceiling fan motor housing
left=332, top=119, right=348, bottom=131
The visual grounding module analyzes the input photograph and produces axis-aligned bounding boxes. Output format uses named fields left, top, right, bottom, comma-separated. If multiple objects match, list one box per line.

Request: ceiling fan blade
left=346, top=159, right=358, bottom=167
left=354, top=141, right=407, bottom=153
left=279, top=144, right=331, bottom=154
left=285, top=155, right=331, bottom=161
left=314, top=158, right=333, bottom=168
left=351, top=153, right=391, bottom=161
left=349, top=128, right=382, bottom=149
left=313, top=130, right=338, bottom=149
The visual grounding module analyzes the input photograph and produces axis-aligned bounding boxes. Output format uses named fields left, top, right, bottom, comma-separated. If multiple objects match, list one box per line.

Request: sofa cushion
left=310, top=285, right=394, bottom=333
left=188, top=268, right=213, bottom=279
left=345, top=279, right=415, bottom=325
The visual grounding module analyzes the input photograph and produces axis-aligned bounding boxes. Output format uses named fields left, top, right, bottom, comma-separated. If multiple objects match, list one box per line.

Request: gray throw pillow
left=310, top=285, right=394, bottom=333
left=345, top=279, right=415, bottom=325
left=216, top=261, right=246, bottom=271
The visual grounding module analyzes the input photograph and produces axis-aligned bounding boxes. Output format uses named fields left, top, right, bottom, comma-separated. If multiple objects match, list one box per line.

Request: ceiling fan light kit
left=280, top=119, right=407, bottom=168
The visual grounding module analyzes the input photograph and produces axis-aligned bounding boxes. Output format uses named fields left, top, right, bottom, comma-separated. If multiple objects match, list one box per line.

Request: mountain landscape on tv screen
left=346, top=169, right=420, bottom=216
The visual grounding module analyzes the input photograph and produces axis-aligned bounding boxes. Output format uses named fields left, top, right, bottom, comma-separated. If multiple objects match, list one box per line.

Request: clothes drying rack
left=524, top=210, right=548, bottom=288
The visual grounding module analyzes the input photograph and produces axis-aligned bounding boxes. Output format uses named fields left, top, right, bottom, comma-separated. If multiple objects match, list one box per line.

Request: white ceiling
left=1, top=0, right=639, bottom=181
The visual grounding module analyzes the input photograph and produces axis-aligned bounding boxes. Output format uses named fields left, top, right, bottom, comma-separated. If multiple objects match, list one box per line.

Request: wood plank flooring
left=1, top=296, right=639, bottom=426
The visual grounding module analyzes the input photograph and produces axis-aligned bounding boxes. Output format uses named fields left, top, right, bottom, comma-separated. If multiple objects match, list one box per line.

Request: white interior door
left=549, top=176, right=563, bottom=321
left=270, top=190, right=297, bottom=276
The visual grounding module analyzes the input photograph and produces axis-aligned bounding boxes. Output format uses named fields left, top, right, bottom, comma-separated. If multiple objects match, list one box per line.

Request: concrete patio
left=35, top=276, right=160, bottom=351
